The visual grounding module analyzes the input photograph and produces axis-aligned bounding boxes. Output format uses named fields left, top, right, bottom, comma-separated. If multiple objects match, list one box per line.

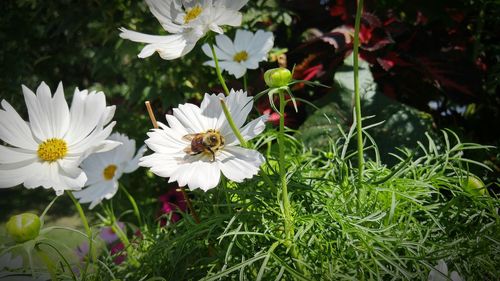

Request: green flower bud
left=264, top=67, right=292, bottom=88
left=6, top=213, right=41, bottom=243
left=463, top=175, right=486, bottom=196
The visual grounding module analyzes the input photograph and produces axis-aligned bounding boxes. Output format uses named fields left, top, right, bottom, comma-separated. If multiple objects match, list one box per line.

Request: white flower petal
left=248, top=30, right=274, bottom=58
left=215, top=34, right=237, bottom=55
left=170, top=160, right=221, bottom=191
left=450, top=271, right=463, bottom=281
left=222, top=61, right=246, bottom=78
left=174, top=103, right=210, bottom=133
left=226, top=114, right=268, bottom=145
left=0, top=161, right=39, bottom=188
left=52, top=82, right=70, bottom=138
left=234, top=29, right=253, bottom=51
left=221, top=89, right=253, bottom=130
left=201, top=43, right=232, bottom=61
left=218, top=146, right=263, bottom=182
left=223, top=0, right=248, bottom=10
left=145, top=0, right=184, bottom=33
left=74, top=180, right=117, bottom=210
left=123, top=144, right=147, bottom=173
left=22, top=83, right=50, bottom=141
left=0, top=100, right=38, bottom=150
left=428, top=260, right=448, bottom=281
left=0, top=145, right=37, bottom=164
left=200, top=92, right=225, bottom=129
left=65, top=89, right=107, bottom=144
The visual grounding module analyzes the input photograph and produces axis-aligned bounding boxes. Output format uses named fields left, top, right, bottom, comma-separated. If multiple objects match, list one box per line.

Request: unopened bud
left=264, top=67, right=292, bottom=88
left=6, top=213, right=41, bottom=243
left=463, top=175, right=486, bottom=196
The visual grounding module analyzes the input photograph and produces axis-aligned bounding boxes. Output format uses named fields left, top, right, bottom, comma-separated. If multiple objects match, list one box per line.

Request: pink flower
left=110, top=242, right=125, bottom=265
left=158, top=187, right=187, bottom=224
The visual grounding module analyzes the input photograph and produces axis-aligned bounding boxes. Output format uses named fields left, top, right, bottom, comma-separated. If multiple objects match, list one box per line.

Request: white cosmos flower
left=119, top=0, right=248, bottom=60
left=140, top=89, right=267, bottom=191
left=74, top=133, right=146, bottom=209
left=428, top=260, right=464, bottom=281
left=202, top=29, right=274, bottom=78
left=0, top=82, right=119, bottom=195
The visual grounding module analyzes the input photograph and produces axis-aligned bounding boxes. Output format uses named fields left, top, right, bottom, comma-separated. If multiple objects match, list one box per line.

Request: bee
left=183, top=129, right=225, bottom=161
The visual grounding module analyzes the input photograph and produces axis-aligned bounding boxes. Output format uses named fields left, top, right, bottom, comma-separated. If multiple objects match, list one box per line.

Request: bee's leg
left=208, top=148, right=216, bottom=161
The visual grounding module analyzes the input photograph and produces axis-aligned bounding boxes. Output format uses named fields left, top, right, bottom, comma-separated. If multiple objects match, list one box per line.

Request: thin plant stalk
left=119, top=183, right=142, bottom=226
left=210, top=43, right=230, bottom=95
left=353, top=0, right=365, bottom=184
left=111, top=220, right=139, bottom=267
left=207, top=43, right=249, bottom=148
left=277, top=90, right=306, bottom=275
left=180, top=187, right=201, bottom=224
left=220, top=99, right=247, bottom=147
left=145, top=101, right=201, bottom=224
left=67, top=191, right=94, bottom=278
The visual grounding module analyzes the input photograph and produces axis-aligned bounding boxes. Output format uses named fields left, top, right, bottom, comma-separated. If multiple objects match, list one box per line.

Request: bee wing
left=183, top=146, right=193, bottom=154
left=182, top=134, right=197, bottom=142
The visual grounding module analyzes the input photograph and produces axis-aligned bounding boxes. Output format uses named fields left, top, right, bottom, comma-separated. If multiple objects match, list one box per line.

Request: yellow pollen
left=103, top=165, right=117, bottom=181
left=37, top=138, right=68, bottom=162
left=184, top=5, right=202, bottom=24
left=233, top=51, right=248, bottom=63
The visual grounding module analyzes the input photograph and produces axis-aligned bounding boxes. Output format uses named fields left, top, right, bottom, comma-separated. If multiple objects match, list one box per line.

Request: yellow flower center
left=37, top=138, right=68, bottom=162
left=103, top=165, right=117, bottom=181
left=233, top=51, right=249, bottom=63
left=184, top=5, right=202, bottom=24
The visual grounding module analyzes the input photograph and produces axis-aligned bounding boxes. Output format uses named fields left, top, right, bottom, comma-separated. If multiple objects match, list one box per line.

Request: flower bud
left=264, top=67, right=292, bottom=88
left=463, top=175, right=486, bottom=196
left=6, top=213, right=41, bottom=243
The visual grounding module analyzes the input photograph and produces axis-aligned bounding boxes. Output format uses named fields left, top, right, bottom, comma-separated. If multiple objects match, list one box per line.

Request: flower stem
left=35, top=245, right=58, bottom=280
left=210, top=43, right=230, bottom=96
left=180, top=187, right=201, bottom=224
left=111, top=220, right=139, bottom=267
left=277, top=90, right=306, bottom=274
left=220, top=99, right=247, bottom=147
left=67, top=191, right=94, bottom=277
left=119, top=183, right=142, bottom=226
left=353, top=0, right=365, bottom=185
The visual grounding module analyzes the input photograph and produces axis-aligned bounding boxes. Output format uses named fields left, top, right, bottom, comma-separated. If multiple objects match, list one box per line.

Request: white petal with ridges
left=218, top=146, right=263, bottom=182
left=0, top=100, right=38, bottom=150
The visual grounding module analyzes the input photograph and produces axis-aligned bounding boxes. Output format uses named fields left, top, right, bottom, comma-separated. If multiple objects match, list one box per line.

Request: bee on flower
left=140, top=89, right=267, bottom=191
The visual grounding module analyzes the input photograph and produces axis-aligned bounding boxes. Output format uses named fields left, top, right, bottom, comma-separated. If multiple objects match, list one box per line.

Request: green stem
left=277, top=90, right=306, bottom=274
left=278, top=90, right=291, bottom=239
left=35, top=246, right=58, bottom=280
left=353, top=0, right=364, bottom=185
left=67, top=191, right=94, bottom=278
left=119, top=184, right=142, bottom=226
left=210, top=43, right=230, bottom=95
left=111, top=220, right=139, bottom=267
left=220, top=99, right=247, bottom=147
